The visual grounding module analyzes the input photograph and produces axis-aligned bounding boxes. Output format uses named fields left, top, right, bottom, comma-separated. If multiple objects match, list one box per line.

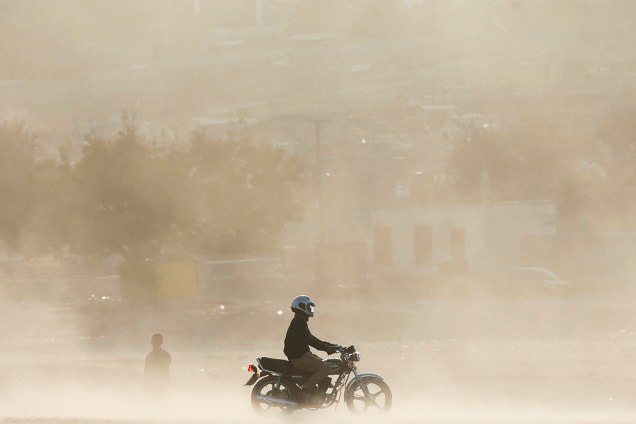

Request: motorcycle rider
left=284, top=295, right=338, bottom=404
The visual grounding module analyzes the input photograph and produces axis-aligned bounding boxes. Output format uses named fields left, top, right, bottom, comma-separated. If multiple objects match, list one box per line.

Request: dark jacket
left=284, top=313, right=333, bottom=360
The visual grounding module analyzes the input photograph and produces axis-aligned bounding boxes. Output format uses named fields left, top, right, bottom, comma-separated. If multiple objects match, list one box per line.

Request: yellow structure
left=155, top=261, right=198, bottom=300
left=121, top=259, right=198, bottom=302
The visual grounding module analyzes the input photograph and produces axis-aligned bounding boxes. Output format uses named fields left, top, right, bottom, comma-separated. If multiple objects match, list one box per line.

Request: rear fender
left=244, top=370, right=270, bottom=386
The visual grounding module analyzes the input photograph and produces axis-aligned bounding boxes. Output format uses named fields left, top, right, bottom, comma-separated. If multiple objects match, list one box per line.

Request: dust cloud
left=2, top=295, right=636, bottom=423
left=2, top=1, right=636, bottom=423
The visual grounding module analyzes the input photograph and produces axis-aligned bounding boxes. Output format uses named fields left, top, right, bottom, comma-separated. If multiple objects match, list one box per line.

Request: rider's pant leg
left=290, top=352, right=330, bottom=389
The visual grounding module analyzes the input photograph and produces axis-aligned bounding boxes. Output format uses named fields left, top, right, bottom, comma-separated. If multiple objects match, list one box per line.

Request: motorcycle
left=244, top=344, right=392, bottom=414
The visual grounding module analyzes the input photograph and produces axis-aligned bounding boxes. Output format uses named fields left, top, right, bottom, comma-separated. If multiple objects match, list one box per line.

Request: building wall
left=369, top=201, right=556, bottom=280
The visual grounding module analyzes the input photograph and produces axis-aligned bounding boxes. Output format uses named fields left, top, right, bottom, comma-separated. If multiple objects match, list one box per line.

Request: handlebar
left=333, top=344, right=356, bottom=354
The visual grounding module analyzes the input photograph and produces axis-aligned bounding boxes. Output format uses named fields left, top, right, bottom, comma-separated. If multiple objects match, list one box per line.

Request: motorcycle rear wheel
left=345, top=377, right=392, bottom=414
left=251, top=376, right=295, bottom=415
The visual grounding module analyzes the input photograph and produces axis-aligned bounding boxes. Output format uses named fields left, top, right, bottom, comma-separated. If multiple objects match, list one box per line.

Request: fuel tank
left=324, top=358, right=347, bottom=375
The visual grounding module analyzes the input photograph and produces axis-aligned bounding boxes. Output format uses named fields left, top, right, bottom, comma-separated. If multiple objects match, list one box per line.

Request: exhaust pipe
left=255, top=394, right=299, bottom=406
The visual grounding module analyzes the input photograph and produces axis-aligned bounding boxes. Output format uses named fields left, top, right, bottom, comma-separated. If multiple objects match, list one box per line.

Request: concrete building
left=368, top=200, right=557, bottom=281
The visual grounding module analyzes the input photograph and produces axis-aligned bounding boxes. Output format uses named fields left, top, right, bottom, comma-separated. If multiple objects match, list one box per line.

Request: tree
left=593, top=113, right=636, bottom=230
left=69, top=120, right=304, bottom=261
left=0, top=119, right=71, bottom=256
left=170, top=132, right=304, bottom=256
left=69, top=122, right=175, bottom=259
left=446, top=115, right=629, bottom=234
left=446, top=123, right=513, bottom=202
left=447, top=117, right=583, bottom=201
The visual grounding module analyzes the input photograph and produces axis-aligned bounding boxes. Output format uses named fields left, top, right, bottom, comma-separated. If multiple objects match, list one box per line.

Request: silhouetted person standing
left=144, top=333, right=171, bottom=400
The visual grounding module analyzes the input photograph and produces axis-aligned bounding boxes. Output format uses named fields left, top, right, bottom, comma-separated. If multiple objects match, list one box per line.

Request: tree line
left=0, top=115, right=304, bottom=263
left=443, top=114, right=636, bottom=234
left=2, top=111, right=635, bottom=265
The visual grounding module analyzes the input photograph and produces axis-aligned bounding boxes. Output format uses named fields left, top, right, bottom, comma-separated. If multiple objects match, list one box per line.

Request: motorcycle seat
left=258, top=357, right=310, bottom=376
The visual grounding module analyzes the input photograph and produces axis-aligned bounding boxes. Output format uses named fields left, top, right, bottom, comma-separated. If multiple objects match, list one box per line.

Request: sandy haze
left=2, top=293, right=636, bottom=423
left=2, top=1, right=636, bottom=423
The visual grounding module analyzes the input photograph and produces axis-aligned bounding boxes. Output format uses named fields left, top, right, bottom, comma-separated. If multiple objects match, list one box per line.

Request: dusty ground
left=1, top=288, right=636, bottom=423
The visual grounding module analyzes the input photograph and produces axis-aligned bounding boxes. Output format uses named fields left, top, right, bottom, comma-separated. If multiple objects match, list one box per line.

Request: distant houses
left=367, top=200, right=557, bottom=281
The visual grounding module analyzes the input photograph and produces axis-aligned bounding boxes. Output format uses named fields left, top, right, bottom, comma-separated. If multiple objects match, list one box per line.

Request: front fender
left=345, top=372, right=385, bottom=393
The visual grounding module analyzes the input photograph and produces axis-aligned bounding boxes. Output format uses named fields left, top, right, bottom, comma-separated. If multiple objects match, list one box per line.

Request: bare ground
left=2, top=289, right=636, bottom=423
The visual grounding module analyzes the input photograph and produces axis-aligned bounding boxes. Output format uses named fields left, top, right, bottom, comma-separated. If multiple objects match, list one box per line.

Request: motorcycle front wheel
left=344, top=376, right=392, bottom=414
left=250, top=375, right=295, bottom=415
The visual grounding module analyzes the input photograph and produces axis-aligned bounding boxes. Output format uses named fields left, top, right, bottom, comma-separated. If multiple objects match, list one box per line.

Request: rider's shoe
left=318, top=377, right=333, bottom=391
left=298, top=386, right=323, bottom=407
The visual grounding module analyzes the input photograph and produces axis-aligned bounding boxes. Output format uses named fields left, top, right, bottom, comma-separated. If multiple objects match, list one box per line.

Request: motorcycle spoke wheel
left=250, top=377, right=295, bottom=415
left=345, top=379, right=392, bottom=414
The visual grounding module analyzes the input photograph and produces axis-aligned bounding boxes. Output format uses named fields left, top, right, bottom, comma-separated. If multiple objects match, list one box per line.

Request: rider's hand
left=325, top=344, right=338, bottom=355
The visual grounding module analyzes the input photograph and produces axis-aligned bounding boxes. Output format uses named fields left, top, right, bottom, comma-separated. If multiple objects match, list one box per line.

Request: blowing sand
left=1, top=291, right=636, bottom=423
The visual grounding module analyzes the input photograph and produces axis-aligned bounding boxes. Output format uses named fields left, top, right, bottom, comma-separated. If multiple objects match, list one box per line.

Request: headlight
left=351, top=351, right=361, bottom=362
